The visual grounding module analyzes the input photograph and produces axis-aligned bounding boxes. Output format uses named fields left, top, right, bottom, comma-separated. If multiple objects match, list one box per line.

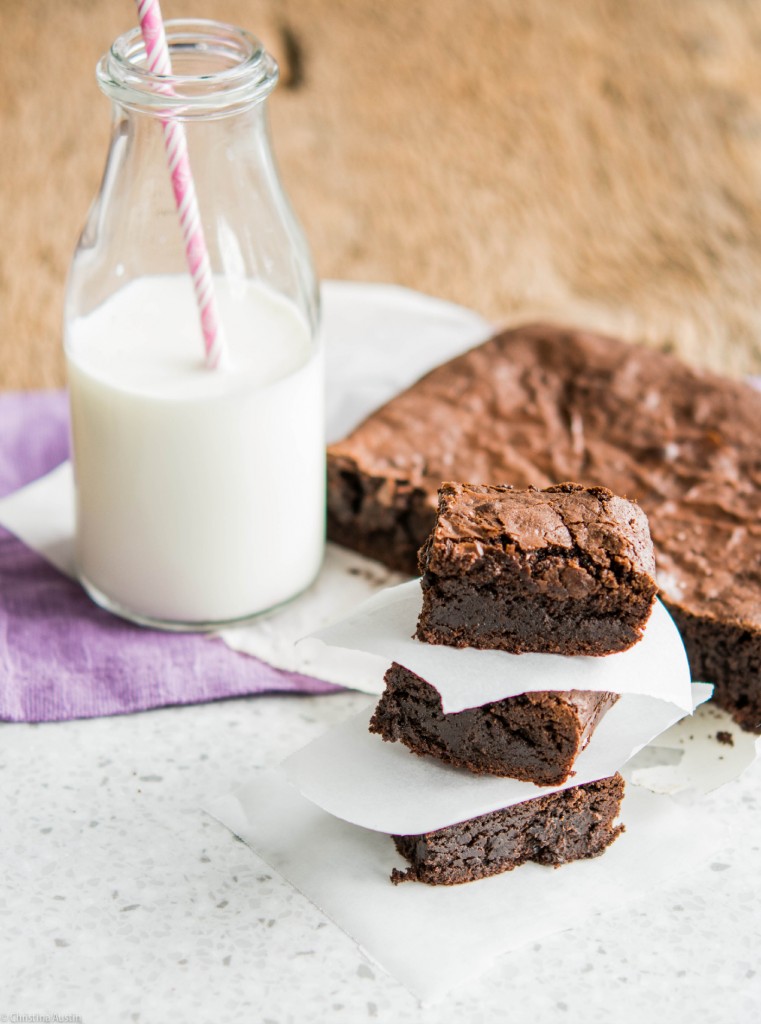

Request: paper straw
left=135, top=0, right=228, bottom=369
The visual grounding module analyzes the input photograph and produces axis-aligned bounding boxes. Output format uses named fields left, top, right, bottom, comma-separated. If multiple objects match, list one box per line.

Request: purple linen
left=0, top=391, right=339, bottom=723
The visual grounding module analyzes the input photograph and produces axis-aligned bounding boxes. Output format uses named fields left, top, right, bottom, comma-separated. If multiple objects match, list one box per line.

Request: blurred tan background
left=3, top=0, right=761, bottom=390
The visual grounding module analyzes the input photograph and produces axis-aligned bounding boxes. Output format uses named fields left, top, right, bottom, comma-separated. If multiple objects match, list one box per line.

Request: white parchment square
left=281, top=684, right=712, bottom=835
left=308, top=580, right=693, bottom=712
left=206, top=771, right=715, bottom=1004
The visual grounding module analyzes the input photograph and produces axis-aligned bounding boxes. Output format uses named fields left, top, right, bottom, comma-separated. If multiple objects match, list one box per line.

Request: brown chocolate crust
left=370, top=662, right=618, bottom=786
left=416, top=482, right=657, bottom=656
left=391, top=773, right=626, bottom=885
left=327, top=324, right=761, bottom=730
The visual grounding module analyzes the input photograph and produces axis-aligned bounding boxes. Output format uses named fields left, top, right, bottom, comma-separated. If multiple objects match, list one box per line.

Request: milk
left=66, top=275, right=325, bottom=626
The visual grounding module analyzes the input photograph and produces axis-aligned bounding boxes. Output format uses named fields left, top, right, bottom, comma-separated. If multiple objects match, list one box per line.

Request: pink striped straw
left=134, top=0, right=228, bottom=369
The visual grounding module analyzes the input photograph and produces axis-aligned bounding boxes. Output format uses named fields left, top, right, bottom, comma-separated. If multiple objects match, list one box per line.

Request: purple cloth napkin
left=0, top=391, right=339, bottom=723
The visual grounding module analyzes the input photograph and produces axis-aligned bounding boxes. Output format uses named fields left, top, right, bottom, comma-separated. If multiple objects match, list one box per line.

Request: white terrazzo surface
left=2, top=691, right=760, bottom=1024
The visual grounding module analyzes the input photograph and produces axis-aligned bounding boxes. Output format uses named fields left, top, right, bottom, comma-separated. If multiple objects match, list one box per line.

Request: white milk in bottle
left=66, top=275, right=325, bottom=626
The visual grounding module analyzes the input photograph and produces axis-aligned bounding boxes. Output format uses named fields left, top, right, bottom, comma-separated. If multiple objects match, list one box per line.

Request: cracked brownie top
left=420, top=481, right=656, bottom=585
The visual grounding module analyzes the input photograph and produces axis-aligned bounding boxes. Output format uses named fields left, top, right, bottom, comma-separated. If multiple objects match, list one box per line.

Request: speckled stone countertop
left=2, top=691, right=760, bottom=1023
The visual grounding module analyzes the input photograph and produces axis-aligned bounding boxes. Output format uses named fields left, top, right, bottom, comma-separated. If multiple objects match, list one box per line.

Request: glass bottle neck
left=97, top=18, right=278, bottom=121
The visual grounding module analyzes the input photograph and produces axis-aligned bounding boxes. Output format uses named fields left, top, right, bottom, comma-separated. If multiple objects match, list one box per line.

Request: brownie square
left=391, top=773, right=625, bottom=885
left=370, top=662, right=618, bottom=786
left=416, top=482, right=657, bottom=656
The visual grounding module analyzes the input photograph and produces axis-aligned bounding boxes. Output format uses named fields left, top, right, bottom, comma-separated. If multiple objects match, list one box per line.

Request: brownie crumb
left=716, top=730, right=734, bottom=746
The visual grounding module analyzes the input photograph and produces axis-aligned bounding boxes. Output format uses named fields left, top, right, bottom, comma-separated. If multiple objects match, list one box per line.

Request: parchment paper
left=308, top=580, right=693, bottom=713
left=206, top=770, right=716, bottom=1004
left=281, top=684, right=711, bottom=835
left=626, top=700, right=761, bottom=794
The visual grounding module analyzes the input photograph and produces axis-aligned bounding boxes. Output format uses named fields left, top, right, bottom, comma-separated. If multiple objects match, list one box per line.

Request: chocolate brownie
left=370, top=662, right=618, bottom=785
left=416, top=482, right=656, bottom=655
left=327, top=324, right=761, bottom=731
left=391, top=773, right=625, bottom=885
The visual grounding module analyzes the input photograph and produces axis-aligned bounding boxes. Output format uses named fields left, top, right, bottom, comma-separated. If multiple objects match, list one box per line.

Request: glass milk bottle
left=64, top=20, right=324, bottom=630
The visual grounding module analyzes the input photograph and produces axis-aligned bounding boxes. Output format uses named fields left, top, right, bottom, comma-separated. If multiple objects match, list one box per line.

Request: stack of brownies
left=369, top=480, right=659, bottom=885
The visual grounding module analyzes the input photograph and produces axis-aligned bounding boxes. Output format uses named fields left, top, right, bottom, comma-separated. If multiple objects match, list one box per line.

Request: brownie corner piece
left=390, top=773, right=626, bottom=886
left=416, top=481, right=657, bottom=655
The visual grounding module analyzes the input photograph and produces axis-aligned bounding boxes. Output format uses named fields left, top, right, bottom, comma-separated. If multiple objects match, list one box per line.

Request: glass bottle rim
left=96, top=18, right=278, bottom=118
